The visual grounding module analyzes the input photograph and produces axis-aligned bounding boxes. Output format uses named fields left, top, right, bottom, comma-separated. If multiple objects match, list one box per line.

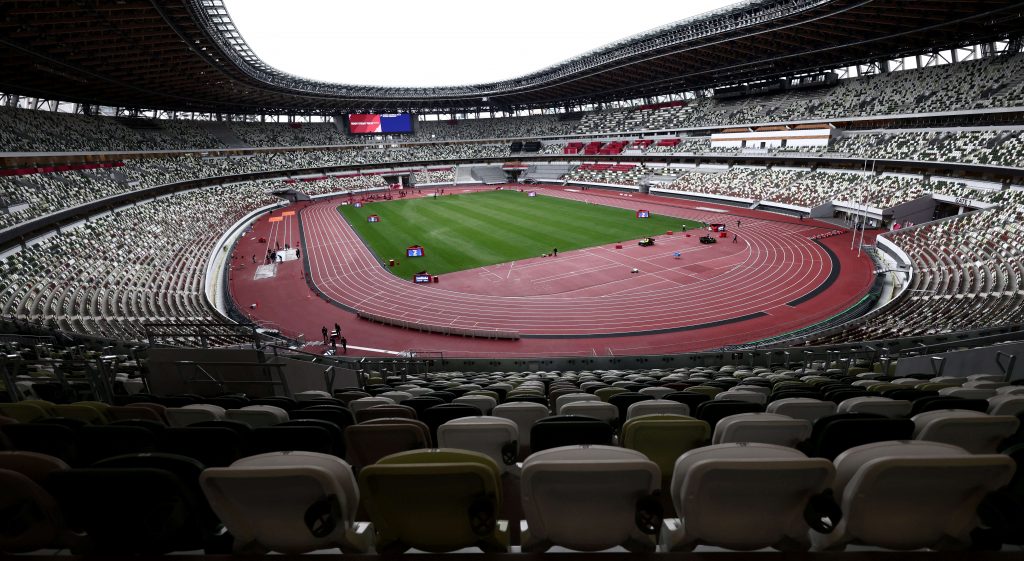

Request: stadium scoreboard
left=348, top=113, right=414, bottom=134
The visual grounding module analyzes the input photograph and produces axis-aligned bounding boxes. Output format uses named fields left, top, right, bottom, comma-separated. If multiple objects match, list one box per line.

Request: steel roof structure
left=0, top=0, right=1021, bottom=115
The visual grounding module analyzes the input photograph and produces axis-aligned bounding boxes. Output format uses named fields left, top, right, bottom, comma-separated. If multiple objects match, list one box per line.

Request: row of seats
left=1, top=439, right=1018, bottom=554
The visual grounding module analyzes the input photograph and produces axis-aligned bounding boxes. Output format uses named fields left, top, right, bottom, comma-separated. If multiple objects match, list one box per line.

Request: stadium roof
left=0, top=0, right=1022, bottom=115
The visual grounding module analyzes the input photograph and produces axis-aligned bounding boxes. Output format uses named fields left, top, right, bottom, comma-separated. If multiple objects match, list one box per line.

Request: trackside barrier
left=356, top=311, right=520, bottom=340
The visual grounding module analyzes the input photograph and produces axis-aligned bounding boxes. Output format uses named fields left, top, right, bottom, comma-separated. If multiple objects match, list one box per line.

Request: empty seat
left=766, top=397, right=837, bottom=423
left=290, top=406, right=356, bottom=430
left=910, top=396, right=990, bottom=415
left=695, top=400, right=764, bottom=432
left=620, top=414, right=709, bottom=483
left=377, top=391, right=413, bottom=404
left=662, top=443, right=836, bottom=552
left=225, top=405, right=289, bottom=428
left=626, top=399, right=689, bottom=419
left=354, top=404, right=417, bottom=423
left=200, top=451, right=371, bottom=553
left=45, top=453, right=220, bottom=553
left=560, top=401, right=619, bottom=425
left=554, top=392, right=598, bottom=414
left=1, top=422, right=78, bottom=464
left=715, top=390, right=767, bottom=406
left=106, top=404, right=167, bottom=424
left=988, top=395, right=1024, bottom=416
left=638, top=386, right=675, bottom=399
left=492, top=402, right=549, bottom=459
left=912, top=410, right=1019, bottom=454
left=0, top=451, right=71, bottom=553
left=344, top=418, right=432, bottom=470
left=358, top=449, right=508, bottom=553
left=521, top=446, right=660, bottom=552
left=437, top=416, right=518, bottom=473
left=811, top=441, right=1015, bottom=550
left=712, top=413, right=812, bottom=448
left=347, top=397, right=396, bottom=415
left=421, top=403, right=482, bottom=442
left=165, top=404, right=225, bottom=427
left=530, top=415, right=614, bottom=453
left=248, top=423, right=335, bottom=457
left=837, top=396, right=912, bottom=418
left=158, top=426, right=247, bottom=468
left=938, top=387, right=997, bottom=400
left=801, top=413, right=915, bottom=460
left=76, top=424, right=157, bottom=466
left=453, top=395, right=497, bottom=415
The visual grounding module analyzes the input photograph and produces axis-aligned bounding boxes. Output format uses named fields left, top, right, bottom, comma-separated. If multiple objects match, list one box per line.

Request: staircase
left=471, top=166, right=507, bottom=185
left=201, top=122, right=249, bottom=148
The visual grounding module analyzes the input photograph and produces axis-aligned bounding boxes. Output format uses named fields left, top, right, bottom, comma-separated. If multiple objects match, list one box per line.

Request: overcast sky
left=222, top=0, right=742, bottom=87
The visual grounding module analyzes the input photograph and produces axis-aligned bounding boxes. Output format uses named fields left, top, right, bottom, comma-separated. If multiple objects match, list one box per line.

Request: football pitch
left=338, top=190, right=703, bottom=278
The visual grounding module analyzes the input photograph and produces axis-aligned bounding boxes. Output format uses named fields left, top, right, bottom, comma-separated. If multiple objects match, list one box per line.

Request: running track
left=228, top=186, right=877, bottom=357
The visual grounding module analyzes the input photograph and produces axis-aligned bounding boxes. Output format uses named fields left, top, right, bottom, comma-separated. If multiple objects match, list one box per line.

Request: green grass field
left=338, top=190, right=702, bottom=278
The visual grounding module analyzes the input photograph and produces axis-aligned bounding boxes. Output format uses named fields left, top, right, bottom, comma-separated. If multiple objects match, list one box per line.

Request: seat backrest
left=437, top=417, right=518, bottom=472
left=421, top=404, right=482, bottom=441
left=608, top=393, right=654, bottom=426
left=910, top=396, right=990, bottom=416
left=911, top=410, right=1020, bottom=454
left=0, top=467, right=68, bottom=552
left=357, top=449, right=506, bottom=553
left=290, top=406, right=356, bottom=430
left=158, top=426, right=247, bottom=467
left=354, top=404, right=417, bottom=423
left=988, top=395, right=1024, bottom=416
left=403, top=396, right=446, bottom=418
left=165, top=404, right=225, bottom=427
left=249, top=424, right=335, bottom=457
left=712, top=413, right=812, bottom=448
left=804, top=413, right=915, bottom=460
left=766, top=398, right=837, bottom=423
left=225, top=405, right=290, bottom=428
left=0, top=402, right=49, bottom=423
left=45, top=456, right=218, bottom=553
left=492, top=402, right=549, bottom=452
left=345, top=419, right=432, bottom=470
left=620, top=415, right=709, bottom=481
left=626, top=399, right=689, bottom=420
left=554, top=393, right=598, bottom=414
left=76, top=425, right=157, bottom=466
left=714, top=391, right=767, bottom=406
left=52, top=404, right=108, bottom=425
left=453, top=395, right=497, bottom=415
left=831, top=450, right=1015, bottom=550
left=106, top=405, right=167, bottom=424
left=837, top=397, right=912, bottom=418
left=695, top=400, right=764, bottom=431
left=560, top=401, right=619, bottom=425
left=638, top=387, right=675, bottom=399
left=200, top=451, right=369, bottom=554
left=669, top=443, right=834, bottom=552
left=1, top=423, right=78, bottom=464
left=347, top=397, right=396, bottom=415
left=530, top=415, right=614, bottom=453
left=662, top=392, right=712, bottom=411
left=520, top=445, right=659, bottom=552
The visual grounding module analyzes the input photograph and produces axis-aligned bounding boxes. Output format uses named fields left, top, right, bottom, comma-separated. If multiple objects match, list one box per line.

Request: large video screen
left=348, top=113, right=414, bottom=134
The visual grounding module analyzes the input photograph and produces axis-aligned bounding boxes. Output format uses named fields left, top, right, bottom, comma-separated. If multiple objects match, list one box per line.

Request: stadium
left=1, top=0, right=1023, bottom=555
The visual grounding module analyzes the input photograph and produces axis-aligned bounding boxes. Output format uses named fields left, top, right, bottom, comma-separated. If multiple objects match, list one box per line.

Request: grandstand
left=2, top=0, right=1024, bottom=557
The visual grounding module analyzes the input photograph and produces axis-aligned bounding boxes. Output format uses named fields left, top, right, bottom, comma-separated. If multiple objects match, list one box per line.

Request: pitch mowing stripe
left=339, top=190, right=700, bottom=277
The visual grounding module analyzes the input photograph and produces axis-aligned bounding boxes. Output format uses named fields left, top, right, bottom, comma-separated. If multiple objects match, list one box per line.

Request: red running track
left=228, top=186, right=876, bottom=357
